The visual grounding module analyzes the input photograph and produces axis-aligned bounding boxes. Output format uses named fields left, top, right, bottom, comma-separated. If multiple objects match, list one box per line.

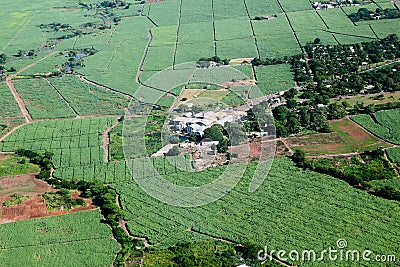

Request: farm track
left=1, top=16, right=34, bottom=53
left=136, top=28, right=153, bottom=84
left=5, top=77, right=32, bottom=123
left=188, top=228, right=296, bottom=267
left=172, top=0, right=183, bottom=69
left=314, top=10, right=330, bottom=29
left=349, top=115, right=399, bottom=146
left=370, top=0, right=383, bottom=10
left=339, top=6, right=357, bottom=27
left=242, top=0, right=261, bottom=59
left=343, top=204, right=400, bottom=239
left=102, top=118, right=121, bottom=163
left=45, top=78, right=80, bottom=117
left=322, top=29, right=377, bottom=40
left=274, top=0, right=304, bottom=53
left=384, top=149, right=400, bottom=176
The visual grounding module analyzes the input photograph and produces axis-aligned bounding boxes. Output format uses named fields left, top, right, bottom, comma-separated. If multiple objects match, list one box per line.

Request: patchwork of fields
left=0, top=0, right=400, bottom=266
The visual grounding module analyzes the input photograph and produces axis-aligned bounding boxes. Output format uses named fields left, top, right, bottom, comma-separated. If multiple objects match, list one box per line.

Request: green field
left=0, top=154, right=40, bottom=177
left=1, top=0, right=400, bottom=266
left=0, top=210, right=119, bottom=266
left=112, top=158, right=399, bottom=266
left=13, top=79, right=76, bottom=119
left=352, top=109, right=400, bottom=144
left=387, top=146, right=400, bottom=169
left=253, top=64, right=295, bottom=95
left=0, top=82, right=24, bottom=132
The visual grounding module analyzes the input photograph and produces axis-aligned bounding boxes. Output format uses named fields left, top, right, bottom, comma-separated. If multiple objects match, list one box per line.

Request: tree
left=292, top=148, right=306, bottom=165
left=166, top=146, right=180, bottom=156
left=203, top=124, right=224, bottom=142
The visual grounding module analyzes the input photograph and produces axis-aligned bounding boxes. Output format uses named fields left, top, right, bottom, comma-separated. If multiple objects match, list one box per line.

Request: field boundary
left=1, top=16, right=35, bottom=53
left=274, top=0, right=304, bottom=53
left=5, top=77, right=32, bottom=123
left=45, top=78, right=79, bottom=117
left=172, top=0, right=183, bottom=69
left=242, top=0, right=261, bottom=59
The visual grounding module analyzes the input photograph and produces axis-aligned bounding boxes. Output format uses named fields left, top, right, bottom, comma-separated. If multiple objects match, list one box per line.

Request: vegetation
left=0, top=154, right=40, bottom=177
left=113, top=158, right=400, bottom=266
left=0, top=209, right=119, bottom=267
left=351, top=108, right=400, bottom=144
left=349, top=8, right=400, bottom=22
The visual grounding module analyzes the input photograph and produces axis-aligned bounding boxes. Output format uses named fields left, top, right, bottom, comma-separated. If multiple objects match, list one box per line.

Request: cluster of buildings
left=169, top=109, right=247, bottom=137
left=312, top=1, right=360, bottom=10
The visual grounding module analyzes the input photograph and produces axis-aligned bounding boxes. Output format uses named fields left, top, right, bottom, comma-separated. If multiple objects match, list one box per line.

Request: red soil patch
left=0, top=197, right=96, bottom=224
left=0, top=174, right=96, bottom=224
left=331, top=118, right=372, bottom=141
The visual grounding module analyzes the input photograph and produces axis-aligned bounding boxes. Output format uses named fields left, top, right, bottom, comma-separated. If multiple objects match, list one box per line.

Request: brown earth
left=0, top=174, right=96, bottom=224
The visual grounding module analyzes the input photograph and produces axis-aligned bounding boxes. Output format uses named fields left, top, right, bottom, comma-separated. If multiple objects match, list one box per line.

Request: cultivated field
left=0, top=210, right=119, bottom=266
left=352, top=109, right=400, bottom=144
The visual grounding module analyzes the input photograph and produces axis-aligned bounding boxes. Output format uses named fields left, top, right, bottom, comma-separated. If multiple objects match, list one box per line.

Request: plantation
left=13, top=79, right=76, bottom=119
left=0, top=210, right=119, bottom=266
left=0, top=82, right=24, bottom=132
left=112, top=158, right=400, bottom=266
left=351, top=108, right=400, bottom=144
left=1, top=0, right=400, bottom=266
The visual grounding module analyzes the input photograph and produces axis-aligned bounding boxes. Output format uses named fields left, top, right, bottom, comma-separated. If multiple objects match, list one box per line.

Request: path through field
left=5, top=77, right=32, bottom=123
left=102, top=118, right=121, bottom=163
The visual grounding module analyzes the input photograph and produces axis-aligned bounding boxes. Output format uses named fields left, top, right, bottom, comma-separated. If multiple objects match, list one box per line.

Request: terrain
left=0, top=0, right=399, bottom=266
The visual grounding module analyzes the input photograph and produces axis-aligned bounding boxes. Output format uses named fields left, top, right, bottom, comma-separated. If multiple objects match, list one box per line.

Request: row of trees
left=146, top=239, right=280, bottom=266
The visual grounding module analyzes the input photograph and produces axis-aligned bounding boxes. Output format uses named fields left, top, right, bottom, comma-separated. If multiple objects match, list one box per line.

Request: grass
left=0, top=154, right=40, bottom=177
left=113, top=158, right=400, bottom=266
left=0, top=209, right=119, bottom=267
left=332, top=91, right=400, bottom=107
left=253, top=64, right=295, bottom=95
left=13, top=79, right=76, bottom=119
left=198, top=89, right=229, bottom=101
left=286, top=118, right=391, bottom=156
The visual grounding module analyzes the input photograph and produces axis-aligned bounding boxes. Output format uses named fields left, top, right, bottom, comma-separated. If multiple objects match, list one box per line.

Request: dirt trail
left=101, top=118, right=121, bottom=163
left=0, top=123, right=29, bottom=142
left=5, top=77, right=32, bottom=123
left=4, top=50, right=60, bottom=124
left=383, top=149, right=400, bottom=176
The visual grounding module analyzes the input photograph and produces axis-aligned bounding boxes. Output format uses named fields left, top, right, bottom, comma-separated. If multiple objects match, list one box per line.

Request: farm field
left=0, top=210, right=119, bottom=266
left=351, top=109, right=400, bottom=144
left=113, top=158, right=400, bottom=266
left=0, top=82, right=24, bottom=133
left=1, top=0, right=400, bottom=266
left=286, top=118, right=391, bottom=156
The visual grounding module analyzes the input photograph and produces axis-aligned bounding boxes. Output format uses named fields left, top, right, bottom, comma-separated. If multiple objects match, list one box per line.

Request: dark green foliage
left=349, top=8, right=400, bottom=22
left=299, top=149, right=397, bottom=185
left=169, top=240, right=238, bottom=267
left=166, top=146, right=180, bottom=156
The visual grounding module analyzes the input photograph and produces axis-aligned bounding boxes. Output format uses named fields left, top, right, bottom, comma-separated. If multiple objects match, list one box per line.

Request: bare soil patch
left=0, top=174, right=95, bottom=224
